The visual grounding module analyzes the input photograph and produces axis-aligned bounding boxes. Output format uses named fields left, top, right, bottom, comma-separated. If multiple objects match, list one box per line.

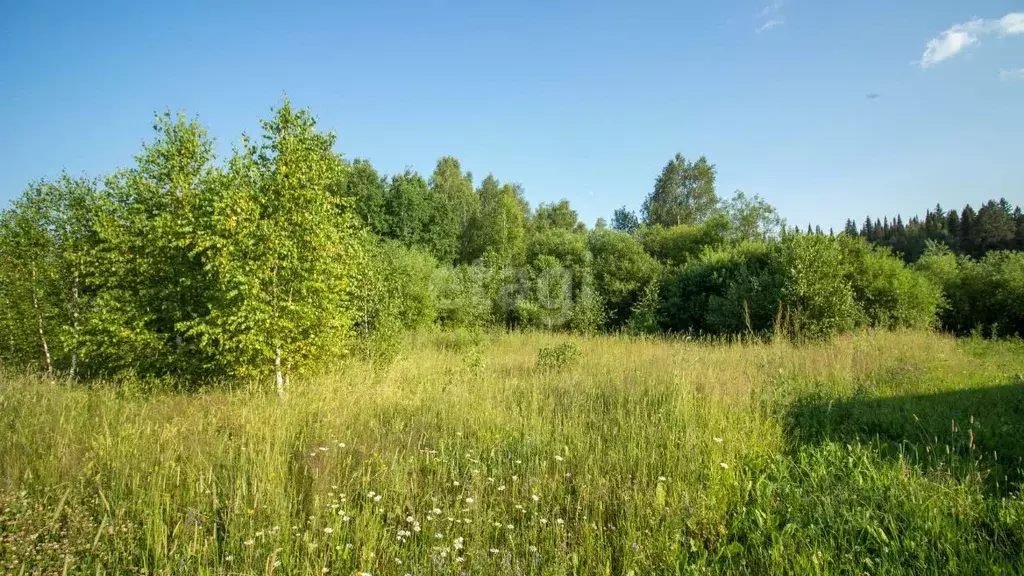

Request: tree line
left=1, top=99, right=1021, bottom=387
left=843, top=199, right=1024, bottom=262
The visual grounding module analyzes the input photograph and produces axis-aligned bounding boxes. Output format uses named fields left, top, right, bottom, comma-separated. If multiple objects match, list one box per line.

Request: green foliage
left=840, top=236, right=942, bottom=330
left=463, top=175, right=527, bottom=267
left=658, top=241, right=786, bottom=335
left=531, top=199, right=580, bottom=233
left=722, top=190, right=785, bottom=241
left=384, top=169, right=431, bottom=248
left=432, top=264, right=491, bottom=328
left=642, top=153, right=718, bottom=227
left=352, top=240, right=438, bottom=364
left=536, top=341, right=581, bottom=369
left=191, top=100, right=364, bottom=387
left=639, top=214, right=731, bottom=266
left=586, top=229, right=661, bottom=328
left=942, top=251, right=1024, bottom=337
left=427, top=156, right=477, bottom=264
left=611, top=206, right=640, bottom=234
left=569, top=268, right=606, bottom=334
left=346, top=159, right=388, bottom=237
left=779, top=233, right=858, bottom=340
left=624, top=280, right=661, bottom=335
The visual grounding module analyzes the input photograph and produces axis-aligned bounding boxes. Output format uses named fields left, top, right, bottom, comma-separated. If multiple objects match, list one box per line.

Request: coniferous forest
left=1, top=101, right=1022, bottom=387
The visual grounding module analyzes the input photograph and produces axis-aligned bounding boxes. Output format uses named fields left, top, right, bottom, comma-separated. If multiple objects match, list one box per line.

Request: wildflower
left=554, top=455, right=564, bottom=462
left=658, top=476, right=666, bottom=482
left=224, top=555, right=234, bottom=562
left=318, top=446, right=328, bottom=452
left=456, top=557, right=465, bottom=563
left=453, top=481, right=460, bottom=487
left=506, top=524, right=514, bottom=530
left=540, top=518, right=548, bottom=524
left=367, top=491, right=376, bottom=499
left=720, top=462, right=729, bottom=469
left=498, top=485, right=506, bottom=491
left=338, top=442, right=346, bottom=448
left=529, top=545, right=537, bottom=552
left=406, top=516, right=414, bottom=523
left=514, top=459, right=522, bottom=464
left=531, top=494, right=540, bottom=502
left=713, top=437, right=723, bottom=444
left=346, top=543, right=354, bottom=549
left=556, top=518, right=564, bottom=525
left=374, top=495, right=382, bottom=503
left=511, top=475, right=519, bottom=481
left=435, top=533, right=444, bottom=539
left=432, top=508, right=442, bottom=515
left=324, top=527, right=334, bottom=534
left=342, top=515, right=351, bottom=522
left=244, top=539, right=255, bottom=546
left=321, top=568, right=329, bottom=573
left=489, top=548, right=499, bottom=554
left=453, top=537, right=464, bottom=550
left=465, top=497, right=474, bottom=505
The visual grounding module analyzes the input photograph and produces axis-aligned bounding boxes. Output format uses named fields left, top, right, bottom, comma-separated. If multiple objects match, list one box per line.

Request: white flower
left=406, top=515, right=414, bottom=523
left=321, top=568, right=329, bottom=574
left=456, top=557, right=465, bottom=563
left=452, top=481, right=460, bottom=487
left=720, top=462, right=729, bottom=469
left=529, top=545, right=537, bottom=552
left=465, top=497, right=474, bottom=504
left=556, top=518, right=564, bottom=525
left=373, top=495, right=382, bottom=503
left=337, top=442, right=346, bottom=448
left=346, top=543, right=354, bottom=549
left=514, top=459, right=522, bottom=464
left=540, top=518, right=548, bottom=524
left=225, top=555, right=234, bottom=561
left=506, top=523, right=514, bottom=530
left=453, top=537, right=464, bottom=550
left=318, top=446, right=328, bottom=452
left=435, top=532, right=443, bottom=539
left=324, top=527, right=333, bottom=534
left=431, top=508, right=442, bottom=515
left=489, top=548, right=499, bottom=554
left=531, top=494, right=540, bottom=502
left=554, top=455, right=564, bottom=462
left=713, top=437, right=723, bottom=443
left=658, top=476, right=666, bottom=482
left=244, top=539, right=255, bottom=546
left=511, top=475, right=519, bottom=481
left=498, top=485, right=506, bottom=491
left=367, top=491, right=376, bottom=498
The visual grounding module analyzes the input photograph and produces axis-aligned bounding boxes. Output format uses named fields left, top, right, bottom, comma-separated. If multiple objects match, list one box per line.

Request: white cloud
left=756, top=1, right=785, bottom=33
left=920, top=12, right=1024, bottom=68
left=1000, top=68, right=1024, bottom=80
left=999, top=13, right=1024, bottom=35
left=757, top=19, right=784, bottom=33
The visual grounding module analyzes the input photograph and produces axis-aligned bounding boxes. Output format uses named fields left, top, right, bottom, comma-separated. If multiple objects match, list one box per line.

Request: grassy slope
left=1, top=330, right=1023, bottom=574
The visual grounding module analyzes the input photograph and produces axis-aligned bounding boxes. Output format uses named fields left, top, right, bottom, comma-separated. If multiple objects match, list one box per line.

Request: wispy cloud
left=756, top=1, right=785, bottom=33
left=920, top=12, right=1024, bottom=68
left=1000, top=68, right=1024, bottom=80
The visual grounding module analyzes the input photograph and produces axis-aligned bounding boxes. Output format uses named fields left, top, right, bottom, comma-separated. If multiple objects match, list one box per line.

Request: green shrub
left=432, top=264, right=491, bottom=328
left=944, top=251, right=1024, bottom=337
left=779, top=233, right=858, bottom=340
left=587, top=229, right=661, bottom=328
left=658, top=241, right=784, bottom=335
left=537, top=342, right=581, bottom=370
left=841, top=236, right=942, bottom=330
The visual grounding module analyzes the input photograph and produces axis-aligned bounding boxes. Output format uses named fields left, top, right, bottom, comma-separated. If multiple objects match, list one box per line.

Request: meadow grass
left=1, top=330, right=1023, bottom=574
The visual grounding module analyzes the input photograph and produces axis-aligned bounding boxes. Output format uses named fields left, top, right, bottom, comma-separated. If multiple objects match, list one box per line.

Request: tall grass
left=1, top=330, right=1023, bottom=574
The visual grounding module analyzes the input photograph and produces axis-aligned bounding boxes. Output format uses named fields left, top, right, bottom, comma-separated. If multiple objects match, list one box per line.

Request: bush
left=537, top=342, right=581, bottom=370
left=569, top=268, right=606, bottom=334
left=779, top=233, right=858, bottom=340
left=587, top=229, right=661, bottom=328
left=841, top=236, right=942, bottom=330
left=433, top=264, right=491, bottom=328
left=943, top=251, right=1024, bottom=337
left=658, top=242, right=784, bottom=335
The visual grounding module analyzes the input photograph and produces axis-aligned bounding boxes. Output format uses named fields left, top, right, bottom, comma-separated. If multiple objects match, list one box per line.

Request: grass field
left=2, top=330, right=1024, bottom=574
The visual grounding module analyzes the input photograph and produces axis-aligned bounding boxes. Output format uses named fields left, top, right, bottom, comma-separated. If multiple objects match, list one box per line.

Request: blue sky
left=1, top=0, right=1021, bottom=230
